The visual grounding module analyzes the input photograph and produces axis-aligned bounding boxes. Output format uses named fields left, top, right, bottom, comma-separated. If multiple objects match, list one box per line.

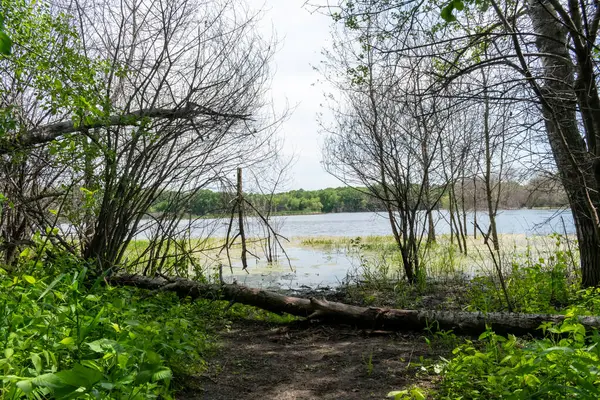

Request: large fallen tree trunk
left=109, top=275, right=600, bottom=336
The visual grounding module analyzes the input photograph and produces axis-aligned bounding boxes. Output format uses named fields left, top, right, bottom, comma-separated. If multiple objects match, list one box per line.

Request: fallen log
left=109, top=275, right=600, bottom=336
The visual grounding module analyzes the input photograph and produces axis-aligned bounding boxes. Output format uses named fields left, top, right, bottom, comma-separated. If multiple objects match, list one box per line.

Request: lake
left=138, top=209, right=573, bottom=240
left=249, top=209, right=575, bottom=238
left=187, top=209, right=574, bottom=290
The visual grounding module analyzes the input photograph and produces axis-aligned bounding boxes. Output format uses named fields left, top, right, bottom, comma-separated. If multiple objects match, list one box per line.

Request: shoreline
left=147, top=207, right=571, bottom=220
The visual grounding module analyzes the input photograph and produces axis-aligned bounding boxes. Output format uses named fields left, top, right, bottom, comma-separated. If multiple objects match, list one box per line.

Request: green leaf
left=59, top=337, right=74, bottom=345
left=86, top=338, right=118, bottom=353
left=134, top=369, right=153, bottom=385
left=441, top=4, right=457, bottom=22
left=38, top=273, right=66, bottom=300
left=55, top=364, right=103, bottom=388
left=16, top=380, right=33, bottom=394
left=152, top=368, right=172, bottom=382
left=31, top=373, right=64, bottom=389
left=0, top=30, right=12, bottom=56
left=31, top=353, right=42, bottom=374
left=23, top=275, right=36, bottom=284
left=453, top=0, right=465, bottom=11
left=145, top=350, right=161, bottom=365
left=410, top=388, right=426, bottom=400
left=387, top=390, right=408, bottom=399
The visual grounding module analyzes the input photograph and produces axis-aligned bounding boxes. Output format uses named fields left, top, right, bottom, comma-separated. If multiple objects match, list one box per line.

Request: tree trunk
left=482, top=77, right=500, bottom=251
left=527, top=0, right=600, bottom=287
left=421, top=140, right=436, bottom=244
left=473, top=175, right=478, bottom=239
left=109, top=275, right=600, bottom=336
left=237, top=168, right=248, bottom=270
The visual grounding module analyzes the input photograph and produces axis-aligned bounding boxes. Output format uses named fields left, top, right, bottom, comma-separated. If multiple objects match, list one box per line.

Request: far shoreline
left=146, top=206, right=571, bottom=220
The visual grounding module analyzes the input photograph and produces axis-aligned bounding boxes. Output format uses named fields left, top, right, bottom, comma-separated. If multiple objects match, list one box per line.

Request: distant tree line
left=150, top=177, right=568, bottom=216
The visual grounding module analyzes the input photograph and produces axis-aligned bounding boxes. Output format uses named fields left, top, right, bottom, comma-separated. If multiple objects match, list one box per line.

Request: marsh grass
left=121, top=232, right=580, bottom=314
left=122, top=236, right=271, bottom=282
left=298, top=233, right=580, bottom=313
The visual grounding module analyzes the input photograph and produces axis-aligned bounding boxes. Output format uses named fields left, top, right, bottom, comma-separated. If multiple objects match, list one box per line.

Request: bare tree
left=0, top=0, right=283, bottom=278
left=316, top=0, right=600, bottom=285
left=319, top=23, right=449, bottom=282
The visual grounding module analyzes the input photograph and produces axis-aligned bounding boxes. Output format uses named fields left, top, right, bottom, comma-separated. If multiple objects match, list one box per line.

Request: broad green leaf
left=134, top=369, right=153, bottom=385
left=86, top=338, right=118, bottom=353
left=31, top=353, right=42, bottom=374
left=387, top=390, right=408, bottom=399
left=145, top=351, right=161, bottom=365
left=23, top=275, right=36, bottom=284
left=453, top=0, right=465, bottom=11
left=0, top=31, right=12, bottom=55
left=60, top=337, right=74, bottom=345
left=440, top=4, right=456, bottom=22
left=32, top=373, right=64, bottom=389
left=55, top=364, right=103, bottom=388
left=410, top=388, right=426, bottom=400
left=16, top=380, right=33, bottom=393
left=152, top=368, right=172, bottom=382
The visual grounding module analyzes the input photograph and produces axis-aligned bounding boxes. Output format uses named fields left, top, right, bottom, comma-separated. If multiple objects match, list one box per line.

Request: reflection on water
left=215, top=209, right=575, bottom=289
left=60, top=209, right=575, bottom=289
left=220, top=247, right=356, bottom=290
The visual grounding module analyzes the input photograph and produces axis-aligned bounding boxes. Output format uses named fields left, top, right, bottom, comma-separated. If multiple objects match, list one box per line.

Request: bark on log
left=109, top=275, right=600, bottom=336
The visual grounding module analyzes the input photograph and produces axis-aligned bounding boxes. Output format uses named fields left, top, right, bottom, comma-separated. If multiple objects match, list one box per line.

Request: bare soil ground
left=176, top=320, right=442, bottom=400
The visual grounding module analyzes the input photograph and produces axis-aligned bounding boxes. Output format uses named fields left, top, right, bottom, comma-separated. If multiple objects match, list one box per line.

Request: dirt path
left=177, top=321, right=440, bottom=400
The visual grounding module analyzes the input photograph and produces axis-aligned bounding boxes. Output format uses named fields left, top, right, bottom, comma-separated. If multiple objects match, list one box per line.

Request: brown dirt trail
left=177, top=321, right=439, bottom=400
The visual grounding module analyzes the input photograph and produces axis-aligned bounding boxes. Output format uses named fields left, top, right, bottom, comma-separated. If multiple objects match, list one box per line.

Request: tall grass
left=301, top=233, right=580, bottom=312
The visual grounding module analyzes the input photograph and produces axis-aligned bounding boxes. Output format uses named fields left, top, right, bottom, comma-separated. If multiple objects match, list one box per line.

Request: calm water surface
left=263, top=209, right=574, bottom=238
left=210, top=209, right=574, bottom=289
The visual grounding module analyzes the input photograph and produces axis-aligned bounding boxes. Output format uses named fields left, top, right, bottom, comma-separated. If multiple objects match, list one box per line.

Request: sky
left=247, top=0, right=342, bottom=191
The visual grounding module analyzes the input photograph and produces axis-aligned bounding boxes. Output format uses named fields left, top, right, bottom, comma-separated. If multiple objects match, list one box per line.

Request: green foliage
left=468, top=235, right=578, bottom=313
left=387, top=387, right=427, bottom=400
left=150, top=186, right=377, bottom=216
left=433, top=314, right=600, bottom=399
left=0, top=0, right=104, bottom=129
left=0, top=256, right=215, bottom=399
left=151, top=180, right=568, bottom=217
left=0, top=14, right=11, bottom=55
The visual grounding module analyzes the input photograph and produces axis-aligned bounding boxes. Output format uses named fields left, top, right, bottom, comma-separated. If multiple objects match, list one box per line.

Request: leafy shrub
left=468, top=235, right=578, bottom=313
left=0, top=260, right=214, bottom=399
left=433, top=313, right=600, bottom=399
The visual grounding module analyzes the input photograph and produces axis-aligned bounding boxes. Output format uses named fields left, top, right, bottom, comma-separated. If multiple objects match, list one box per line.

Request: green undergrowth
left=330, top=233, right=579, bottom=314
left=390, top=292, right=600, bottom=399
left=466, top=234, right=580, bottom=314
left=0, top=264, right=216, bottom=398
left=0, top=250, right=293, bottom=399
left=385, top=235, right=598, bottom=400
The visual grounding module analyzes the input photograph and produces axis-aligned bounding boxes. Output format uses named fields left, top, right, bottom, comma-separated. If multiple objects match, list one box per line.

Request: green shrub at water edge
left=0, top=262, right=215, bottom=399
left=467, top=235, right=579, bottom=314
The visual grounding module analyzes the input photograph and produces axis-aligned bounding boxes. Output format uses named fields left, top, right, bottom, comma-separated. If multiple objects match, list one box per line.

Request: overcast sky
left=247, top=0, right=342, bottom=191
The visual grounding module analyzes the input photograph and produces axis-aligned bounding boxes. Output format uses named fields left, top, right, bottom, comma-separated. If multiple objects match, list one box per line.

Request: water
left=204, top=209, right=575, bottom=289
left=263, top=209, right=575, bottom=238
left=221, top=247, right=354, bottom=290
left=135, top=209, right=574, bottom=240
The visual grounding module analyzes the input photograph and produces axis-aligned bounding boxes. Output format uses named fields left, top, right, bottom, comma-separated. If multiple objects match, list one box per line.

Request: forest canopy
left=151, top=177, right=568, bottom=216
